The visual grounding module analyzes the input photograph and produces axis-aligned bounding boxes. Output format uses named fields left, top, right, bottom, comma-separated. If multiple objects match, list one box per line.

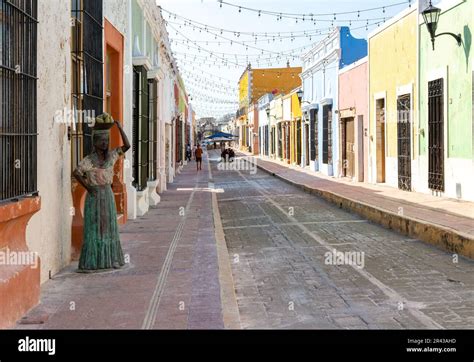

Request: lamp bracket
left=435, top=32, right=462, bottom=46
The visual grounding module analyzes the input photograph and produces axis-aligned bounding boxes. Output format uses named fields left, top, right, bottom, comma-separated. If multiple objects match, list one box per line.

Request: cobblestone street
left=212, top=151, right=474, bottom=329
left=15, top=151, right=474, bottom=330
left=3, top=2, right=474, bottom=359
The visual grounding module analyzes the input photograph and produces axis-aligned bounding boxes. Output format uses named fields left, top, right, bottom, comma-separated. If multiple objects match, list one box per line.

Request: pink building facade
left=338, top=57, right=368, bottom=182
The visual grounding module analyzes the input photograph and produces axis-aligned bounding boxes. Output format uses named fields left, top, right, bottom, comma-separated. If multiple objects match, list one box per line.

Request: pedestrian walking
left=221, top=148, right=229, bottom=162
left=195, top=144, right=203, bottom=170
left=228, top=148, right=235, bottom=162
left=186, top=143, right=192, bottom=162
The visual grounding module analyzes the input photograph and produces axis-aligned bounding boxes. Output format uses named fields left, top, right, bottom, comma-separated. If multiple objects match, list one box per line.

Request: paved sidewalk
left=15, top=151, right=240, bottom=329
left=235, top=150, right=474, bottom=259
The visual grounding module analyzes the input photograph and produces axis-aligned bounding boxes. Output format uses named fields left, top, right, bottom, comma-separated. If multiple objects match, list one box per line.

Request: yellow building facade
left=368, top=6, right=418, bottom=190
left=291, top=92, right=302, bottom=165
left=238, top=65, right=302, bottom=152
left=283, top=90, right=302, bottom=165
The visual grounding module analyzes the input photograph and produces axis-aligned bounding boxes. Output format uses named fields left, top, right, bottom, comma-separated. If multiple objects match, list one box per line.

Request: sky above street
left=156, top=0, right=432, bottom=118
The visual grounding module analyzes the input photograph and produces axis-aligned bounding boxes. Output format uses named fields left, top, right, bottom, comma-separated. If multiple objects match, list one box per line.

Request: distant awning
left=205, top=132, right=237, bottom=139
left=207, top=137, right=233, bottom=142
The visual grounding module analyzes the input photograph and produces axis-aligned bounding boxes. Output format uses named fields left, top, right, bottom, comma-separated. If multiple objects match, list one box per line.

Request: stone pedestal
left=157, top=168, right=167, bottom=193
left=136, top=188, right=149, bottom=217
left=147, top=180, right=160, bottom=206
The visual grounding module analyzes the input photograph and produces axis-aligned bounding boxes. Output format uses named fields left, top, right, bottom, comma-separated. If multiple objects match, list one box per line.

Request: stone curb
left=207, top=152, right=242, bottom=329
left=245, top=155, right=474, bottom=260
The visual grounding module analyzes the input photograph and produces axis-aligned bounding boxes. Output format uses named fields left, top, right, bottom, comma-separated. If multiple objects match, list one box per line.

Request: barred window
left=175, top=116, right=182, bottom=163
left=322, top=105, right=332, bottom=165
left=70, top=0, right=103, bottom=169
left=148, top=79, right=157, bottom=181
left=0, top=0, right=38, bottom=202
left=132, top=65, right=149, bottom=191
left=310, top=109, right=317, bottom=161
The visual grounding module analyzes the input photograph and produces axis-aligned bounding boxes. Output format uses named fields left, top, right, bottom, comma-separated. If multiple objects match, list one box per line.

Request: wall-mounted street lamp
left=296, top=89, right=303, bottom=101
left=422, top=1, right=462, bottom=50
left=296, top=89, right=311, bottom=106
left=265, top=108, right=277, bottom=120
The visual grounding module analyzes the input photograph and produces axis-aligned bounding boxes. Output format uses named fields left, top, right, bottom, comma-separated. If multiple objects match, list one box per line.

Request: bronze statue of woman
left=72, top=114, right=131, bottom=272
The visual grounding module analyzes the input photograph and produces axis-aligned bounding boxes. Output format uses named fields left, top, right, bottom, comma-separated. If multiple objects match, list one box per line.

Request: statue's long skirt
left=78, top=184, right=125, bottom=271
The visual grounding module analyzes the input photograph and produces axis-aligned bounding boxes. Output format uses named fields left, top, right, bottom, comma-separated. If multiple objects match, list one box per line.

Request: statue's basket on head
left=92, top=112, right=115, bottom=130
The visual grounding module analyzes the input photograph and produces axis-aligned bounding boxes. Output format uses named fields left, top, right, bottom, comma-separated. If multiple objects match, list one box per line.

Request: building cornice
left=301, top=48, right=340, bottom=78
left=133, top=56, right=152, bottom=70
left=301, top=27, right=340, bottom=61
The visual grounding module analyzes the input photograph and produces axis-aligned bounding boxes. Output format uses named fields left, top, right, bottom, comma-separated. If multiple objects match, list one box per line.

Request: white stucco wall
left=26, top=0, right=72, bottom=283
left=104, top=0, right=128, bottom=34
left=103, top=0, right=137, bottom=220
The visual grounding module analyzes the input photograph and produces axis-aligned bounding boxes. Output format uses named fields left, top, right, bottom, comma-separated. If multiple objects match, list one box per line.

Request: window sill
left=0, top=196, right=41, bottom=224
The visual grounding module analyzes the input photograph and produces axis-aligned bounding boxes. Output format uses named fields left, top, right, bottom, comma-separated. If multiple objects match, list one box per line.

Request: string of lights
left=180, top=68, right=237, bottom=84
left=164, top=15, right=385, bottom=45
left=216, top=0, right=411, bottom=20
left=171, top=18, right=384, bottom=71
left=167, top=22, right=308, bottom=58
left=168, top=23, right=243, bottom=67
left=195, top=106, right=238, bottom=117
left=171, top=40, right=314, bottom=62
left=182, top=79, right=238, bottom=95
left=176, top=53, right=283, bottom=70
left=168, top=13, right=387, bottom=63
left=186, top=86, right=238, bottom=100
left=161, top=5, right=403, bottom=35
left=178, top=66, right=240, bottom=85
left=167, top=25, right=336, bottom=46
left=186, top=88, right=238, bottom=103
left=162, top=1, right=412, bottom=119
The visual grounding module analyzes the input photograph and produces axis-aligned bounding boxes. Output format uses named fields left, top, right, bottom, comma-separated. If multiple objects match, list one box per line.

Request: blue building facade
left=300, top=27, right=367, bottom=176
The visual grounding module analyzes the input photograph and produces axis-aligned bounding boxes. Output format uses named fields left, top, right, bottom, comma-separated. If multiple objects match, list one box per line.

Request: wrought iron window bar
left=70, top=0, right=103, bottom=170
left=0, top=0, right=38, bottom=202
left=132, top=65, right=149, bottom=191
